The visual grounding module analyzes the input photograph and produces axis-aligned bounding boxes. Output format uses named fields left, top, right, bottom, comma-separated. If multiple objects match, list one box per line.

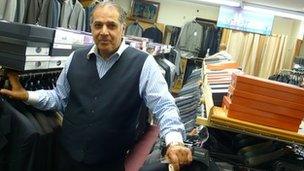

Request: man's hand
left=165, top=143, right=192, bottom=171
left=0, top=72, right=28, bottom=101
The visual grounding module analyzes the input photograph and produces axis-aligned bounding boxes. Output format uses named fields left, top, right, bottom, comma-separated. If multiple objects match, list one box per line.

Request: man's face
left=91, top=6, right=124, bottom=58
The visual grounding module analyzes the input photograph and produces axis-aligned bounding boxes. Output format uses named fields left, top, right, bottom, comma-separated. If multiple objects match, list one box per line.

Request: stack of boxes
left=206, top=69, right=242, bottom=106
left=0, top=21, right=54, bottom=71
left=222, top=73, right=304, bottom=132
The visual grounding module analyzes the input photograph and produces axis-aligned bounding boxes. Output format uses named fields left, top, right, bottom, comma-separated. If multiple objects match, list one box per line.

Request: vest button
left=94, top=96, right=97, bottom=100
left=91, top=110, right=95, bottom=113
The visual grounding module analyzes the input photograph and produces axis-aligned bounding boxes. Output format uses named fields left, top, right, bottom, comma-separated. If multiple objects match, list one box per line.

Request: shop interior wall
left=116, top=0, right=303, bottom=66
left=116, top=0, right=301, bottom=36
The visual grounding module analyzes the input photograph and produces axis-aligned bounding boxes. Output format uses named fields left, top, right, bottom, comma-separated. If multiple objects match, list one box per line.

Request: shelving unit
left=196, top=66, right=304, bottom=145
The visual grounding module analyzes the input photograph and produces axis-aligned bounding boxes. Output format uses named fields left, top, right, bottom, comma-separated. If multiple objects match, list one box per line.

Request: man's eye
left=107, top=23, right=117, bottom=29
left=94, top=23, right=103, bottom=28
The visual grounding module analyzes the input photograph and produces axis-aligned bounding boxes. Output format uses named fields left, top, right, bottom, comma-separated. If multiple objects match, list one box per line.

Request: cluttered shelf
left=196, top=63, right=304, bottom=145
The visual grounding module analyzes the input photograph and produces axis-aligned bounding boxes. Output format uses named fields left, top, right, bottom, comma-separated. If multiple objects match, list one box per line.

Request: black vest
left=60, top=46, right=148, bottom=164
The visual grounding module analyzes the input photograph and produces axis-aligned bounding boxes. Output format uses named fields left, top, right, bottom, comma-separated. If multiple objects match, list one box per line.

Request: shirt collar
left=87, top=39, right=128, bottom=60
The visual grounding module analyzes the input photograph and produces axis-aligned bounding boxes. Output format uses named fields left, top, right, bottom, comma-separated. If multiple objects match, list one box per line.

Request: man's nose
left=100, top=25, right=109, bottom=35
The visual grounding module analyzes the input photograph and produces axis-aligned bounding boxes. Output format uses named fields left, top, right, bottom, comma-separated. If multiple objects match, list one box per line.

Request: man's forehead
left=92, top=6, right=120, bottom=21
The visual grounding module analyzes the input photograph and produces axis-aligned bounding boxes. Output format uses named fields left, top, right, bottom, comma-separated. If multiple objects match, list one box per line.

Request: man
left=0, top=2, right=192, bottom=171
left=205, top=43, right=232, bottom=62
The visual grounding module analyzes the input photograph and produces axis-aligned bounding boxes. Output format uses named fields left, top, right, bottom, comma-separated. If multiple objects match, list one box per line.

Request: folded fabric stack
left=175, top=69, right=204, bottom=132
left=206, top=69, right=242, bottom=106
left=223, top=73, right=304, bottom=132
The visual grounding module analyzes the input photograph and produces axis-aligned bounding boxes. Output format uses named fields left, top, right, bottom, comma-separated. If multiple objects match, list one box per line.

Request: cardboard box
left=231, top=73, right=304, bottom=103
left=222, top=96, right=301, bottom=131
left=229, top=86, right=304, bottom=113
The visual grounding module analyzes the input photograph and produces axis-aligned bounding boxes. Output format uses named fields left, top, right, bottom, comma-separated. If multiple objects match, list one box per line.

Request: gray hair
left=90, top=1, right=127, bottom=25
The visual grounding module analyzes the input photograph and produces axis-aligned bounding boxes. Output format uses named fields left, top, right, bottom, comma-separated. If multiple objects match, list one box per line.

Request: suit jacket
left=47, top=0, right=61, bottom=28
left=142, top=26, right=163, bottom=43
left=0, top=0, right=6, bottom=19
left=38, top=0, right=51, bottom=26
left=68, top=0, right=85, bottom=30
left=0, top=98, right=39, bottom=171
left=14, top=0, right=25, bottom=23
left=25, top=0, right=43, bottom=24
left=177, top=21, right=203, bottom=54
left=0, top=0, right=17, bottom=22
left=60, top=0, right=73, bottom=28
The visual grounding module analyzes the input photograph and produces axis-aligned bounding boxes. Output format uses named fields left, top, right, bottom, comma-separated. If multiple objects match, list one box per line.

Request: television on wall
left=217, top=6, right=274, bottom=35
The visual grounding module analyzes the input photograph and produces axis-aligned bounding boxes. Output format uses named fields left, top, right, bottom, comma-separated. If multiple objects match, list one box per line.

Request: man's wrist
left=26, top=91, right=39, bottom=104
left=167, top=141, right=185, bottom=148
left=165, top=131, right=184, bottom=146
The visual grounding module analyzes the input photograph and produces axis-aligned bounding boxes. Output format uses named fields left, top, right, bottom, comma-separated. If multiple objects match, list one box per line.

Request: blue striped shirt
left=27, top=41, right=185, bottom=144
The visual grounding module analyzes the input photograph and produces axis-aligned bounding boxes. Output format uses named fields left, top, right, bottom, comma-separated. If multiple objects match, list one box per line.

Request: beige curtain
left=221, top=29, right=297, bottom=78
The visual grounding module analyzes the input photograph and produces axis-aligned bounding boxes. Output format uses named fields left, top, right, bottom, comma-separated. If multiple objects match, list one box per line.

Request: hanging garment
left=166, top=49, right=181, bottom=76
left=14, top=0, right=26, bottom=23
left=25, top=0, right=43, bottom=24
left=0, top=0, right=17, bottom=22
left=177, top=21, right=203, bottom=54
left=162, top=58, right=176, bottom=88
left=143, top=26, right=163, bottom=43
left=60, top=0, right=73, bottom=28
left=47, top=0, right=61, bottom=28
left=126, top=22, right=144, bottom=37
left=68, top=0, right=85, bottom=30
left=37, top=0, right=51, bottom=26
left=84, top=0, right=99, bottom=32
left=0, top=98, right=39, bottom=171
left=169, top=26, right=181, bottom=46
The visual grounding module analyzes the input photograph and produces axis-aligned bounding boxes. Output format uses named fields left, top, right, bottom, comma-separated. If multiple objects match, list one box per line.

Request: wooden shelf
left=196, top=64, right=304, bottom=145
left=209, top=106, right=304, bottom=145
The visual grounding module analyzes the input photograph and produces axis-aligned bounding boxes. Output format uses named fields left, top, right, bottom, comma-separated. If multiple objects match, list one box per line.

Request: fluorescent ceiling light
left=243, top=4, right=304, bottom=21
left=197, top=0, right=241, bottom=7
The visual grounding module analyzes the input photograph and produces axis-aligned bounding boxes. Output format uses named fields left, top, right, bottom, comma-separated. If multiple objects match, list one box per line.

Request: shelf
left=209, top=106, right=304, bottom=145
left=196, top=64, right=304, bottom=145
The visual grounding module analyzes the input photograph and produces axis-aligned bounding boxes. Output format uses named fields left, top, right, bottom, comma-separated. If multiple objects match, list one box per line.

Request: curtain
left=221, top=29, right=297, bottom=78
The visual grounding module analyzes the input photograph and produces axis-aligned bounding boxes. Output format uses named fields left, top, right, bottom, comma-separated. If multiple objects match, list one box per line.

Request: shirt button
left=94, top=96, right=98, bottom=100
left=91, top=109, right=95, bottom=113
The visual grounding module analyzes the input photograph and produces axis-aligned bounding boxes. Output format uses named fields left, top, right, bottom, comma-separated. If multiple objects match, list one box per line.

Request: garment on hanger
left=169, top=26, right=181, bottom=46
left=165, top=48, right=181, bottom=76
left=24, top=0, right=43, bottom=24
left=14, top=0, right=26, bottom=23
left=60, top=0, right=73, bottom=28
left=0, top=98, right=39, bottom=171
left=0, top=71, right=62, bottom=171
left=68, top=0, right=86, bottom=30
left=84, top=0, right=99, bottom=32
left=142, top=26, right=163, bottom=43
left=177, top=21, right=203, bottom=54
left=47, top=0, right=61, bottom=28
left=126, top=21, right=144, bottom=37
left=199, top=25, right=222, bottom=58
left=0, top=0, right=17, bottom=22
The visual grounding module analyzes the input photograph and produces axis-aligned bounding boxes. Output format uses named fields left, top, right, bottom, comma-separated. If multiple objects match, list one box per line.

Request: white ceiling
left=179, top=0, right=304, bottom=13
left=244, top=0, right=304, bottom=13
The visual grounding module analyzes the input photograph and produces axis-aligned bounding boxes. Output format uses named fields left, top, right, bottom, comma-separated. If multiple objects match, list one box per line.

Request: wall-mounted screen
left=217, top=6, right=274, bottom=35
